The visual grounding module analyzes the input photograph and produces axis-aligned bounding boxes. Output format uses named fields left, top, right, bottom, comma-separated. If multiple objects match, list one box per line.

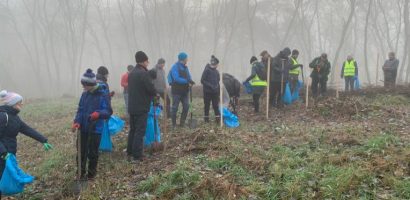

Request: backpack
left=254, top=62, right=267, bottom=81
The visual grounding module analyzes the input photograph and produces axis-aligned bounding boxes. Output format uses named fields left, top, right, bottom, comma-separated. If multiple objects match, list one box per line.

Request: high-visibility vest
left=289, top=57, right=301, bottom=75
left=343, top=60, right=356, bottom=77
left=250, top=74, right=267, bottom=86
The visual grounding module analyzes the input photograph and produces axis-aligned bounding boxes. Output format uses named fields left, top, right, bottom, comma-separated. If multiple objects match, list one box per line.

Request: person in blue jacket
left=72, top=69, right=112, bottom=181
left=168, top=52, right=195, bottom=128
left=0, top=90, right=52, bottom=197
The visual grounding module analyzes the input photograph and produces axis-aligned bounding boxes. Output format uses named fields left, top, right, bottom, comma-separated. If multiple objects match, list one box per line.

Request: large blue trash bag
left=282, top=82, right=292, bottom=105
left=354, top=76, right=361, bottom=90
left=222, top=107, right=240, bottom=128
left=144, top=104, right=162, bottom=147
left=291, top=80, right=303, bottom=102
left=99, top=121, right=113, bottom=152
left=243, top=82, right=253, bottom=94
left=0, top=154, right=34, bottom=195
left=108, top=115, right=125, bottom=136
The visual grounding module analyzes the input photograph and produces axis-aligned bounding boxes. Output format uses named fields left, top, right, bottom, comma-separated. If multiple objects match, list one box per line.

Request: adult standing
left=340, top=55, right=358, bottom=92
left=269, top=48, right=292, bottom=108
left=168, top=52, right=195, bottom=128
left=382, top=52, right=399, bottom=88
left=127, top=51, right=156, bottom=162
left=309, top=53, right=331, bottom=97
left=244, top=56, right=267, bottom=113
left=289, top=50, right=303, bottom=93
left=153, top=58, right=171, bottom=118
left=201, top=55, right=221, bottom=123
left=121, top=65, right=134, bottom=118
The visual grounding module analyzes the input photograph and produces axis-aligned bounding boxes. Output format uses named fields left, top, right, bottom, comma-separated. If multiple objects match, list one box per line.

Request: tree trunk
left=363, top=0, right=373, bottom=84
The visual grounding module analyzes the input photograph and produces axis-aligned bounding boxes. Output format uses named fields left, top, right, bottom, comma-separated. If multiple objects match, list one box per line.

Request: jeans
left=77, top=132, right=101, bottom=179
left=124, top=92, right=129, bottom=117
left=171, top=93, right=189, bottom=127
left=344, top=76, right=355, bottom=91
left=127, top=113, right=148, bottom=160
left=289, top=74, right=299, bottom=93
left=203, top=92, right=220, bottom=122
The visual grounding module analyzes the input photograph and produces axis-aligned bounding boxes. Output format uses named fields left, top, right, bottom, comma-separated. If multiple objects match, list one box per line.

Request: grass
left=7, top=90, right=410, bottom=199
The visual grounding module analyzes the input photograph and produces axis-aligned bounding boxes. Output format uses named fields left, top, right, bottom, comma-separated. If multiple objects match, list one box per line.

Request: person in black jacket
left=268, top=48, right=292, bottom=108
left=0, top=90, right=52, bottom=196
left=201, top=55, right=221, bottom=123
left=127, top=51, right=157, bottom=162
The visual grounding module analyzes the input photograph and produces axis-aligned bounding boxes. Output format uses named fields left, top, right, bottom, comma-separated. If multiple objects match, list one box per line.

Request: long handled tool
left=163, top=91, right=168, bottom=151
left=73, top=128, right=86, bottom=195
left=188, top=86, right=198, bottom=129
left=266, top=57, right=271, bottom=120
left=220, top=66, right=224, bottom=128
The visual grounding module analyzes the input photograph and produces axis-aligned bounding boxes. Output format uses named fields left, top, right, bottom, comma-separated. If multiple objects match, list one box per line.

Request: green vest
left=289, top=57, right=301, bottom=75
left=343, top=60, right=356, bottom=77
left=251, top=75, right=267, bottom=86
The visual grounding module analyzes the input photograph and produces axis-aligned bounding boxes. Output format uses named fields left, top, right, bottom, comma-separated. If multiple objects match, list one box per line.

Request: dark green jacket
left=309, top=57, right=331, bottom=80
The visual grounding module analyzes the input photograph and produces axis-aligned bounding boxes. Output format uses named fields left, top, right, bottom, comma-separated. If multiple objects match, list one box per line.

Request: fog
left=0, top=0, right=409, bottom=98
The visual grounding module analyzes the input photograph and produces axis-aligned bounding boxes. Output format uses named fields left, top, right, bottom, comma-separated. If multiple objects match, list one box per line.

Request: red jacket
left=121, top=72, right=129, bottom=93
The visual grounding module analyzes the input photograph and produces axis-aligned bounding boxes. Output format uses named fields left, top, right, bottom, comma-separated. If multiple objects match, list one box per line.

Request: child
left=201, top=55, right=221, bottom=123
left=72, top=69, right=112, bottom=180
left=0, top=90, right=52, bottom=196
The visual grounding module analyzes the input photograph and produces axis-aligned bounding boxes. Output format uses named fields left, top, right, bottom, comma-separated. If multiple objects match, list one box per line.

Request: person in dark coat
left=245, top=56, right=267, bottom=113
left=168, top=52, right=195, bottom=128
left=383, top=52, right=400, bottom=88
left=309, top=53, right=331, bottom=97
left=0, top=90, right=52, bottom=196
left=222, top=73, right=241, bottom=115
left=127, top=51, right=157, bottom=162
left=268, top=48, right=292, bottom=108
left=201, top=55, right=221, bottom=123
left=72, top=69, right=112, bottom=180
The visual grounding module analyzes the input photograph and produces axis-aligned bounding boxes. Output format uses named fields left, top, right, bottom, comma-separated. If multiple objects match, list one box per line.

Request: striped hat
left=81, top=69, right=97, bottom=86
left=0, top=90, right=23, bottom=106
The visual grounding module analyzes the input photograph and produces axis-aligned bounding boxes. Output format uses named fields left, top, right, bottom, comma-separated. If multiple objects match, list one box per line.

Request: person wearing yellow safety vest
left=244, top=56, right=267, bottom=113
left=340, top=55, right=358, bottom=92
left=289, top=49, right=303, bottom=93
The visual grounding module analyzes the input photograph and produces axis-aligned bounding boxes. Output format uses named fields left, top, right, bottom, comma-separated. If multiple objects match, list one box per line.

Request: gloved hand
left=1, top=152, right=11, bottom=160
left=72, top=123, right=80, bottom=132
left=43, top=143, right=53, bottom=151
left=90, top=112, right=100, bottom=121
left=189, top=80, right=196, bottom=85
left=109, top=91, right=115, bottom=97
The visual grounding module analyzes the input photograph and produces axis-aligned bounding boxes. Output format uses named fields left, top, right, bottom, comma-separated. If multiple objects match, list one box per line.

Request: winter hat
left=157, top=58, right=166, bottom=64
left=178, top=52, right=188, bottom=61
left=282, top=47, right=291, bottom=57
left=250, top=56, right=258, bottom=64
left=135, top=51, right=149, bottom=63
left=97, top=66, right=109, bottom=76
left=81, top=68, right=97, bottom=86
left=0, top=90, right=23, bottom=106
left=210, top=55, right=219, bottom=65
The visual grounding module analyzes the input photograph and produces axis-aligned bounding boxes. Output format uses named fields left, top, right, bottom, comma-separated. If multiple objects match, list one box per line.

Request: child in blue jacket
left=72, top=69, right=112, bottom=180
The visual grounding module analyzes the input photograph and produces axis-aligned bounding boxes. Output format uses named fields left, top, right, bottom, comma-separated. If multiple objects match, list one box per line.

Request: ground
left=3, top=86, right=410, bottom=200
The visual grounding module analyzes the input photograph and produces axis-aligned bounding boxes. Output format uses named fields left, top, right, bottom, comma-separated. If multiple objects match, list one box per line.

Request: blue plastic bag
left=354, top=76, right=361, bottom=90
left=0, top=154, right=34, bottom=195
left=243, top=82, right=253, bottom=94
left=282, top=82, right=292, bottom=105
left=108, top=115, right=125, bottom=136
left=222, top=107, right=240, bottom=128
left=99, top=121, right=113, bottom=152
left=144, top=104, right=162, bottom=147
left=291, top=80, right=303, bottom=102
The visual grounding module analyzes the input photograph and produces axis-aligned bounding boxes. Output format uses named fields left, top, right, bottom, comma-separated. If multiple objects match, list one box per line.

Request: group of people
left=244, top=48, right=400, bottom=113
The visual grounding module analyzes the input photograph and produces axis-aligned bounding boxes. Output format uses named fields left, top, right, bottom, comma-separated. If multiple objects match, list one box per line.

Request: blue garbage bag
left=291, top=80, right=303, bottom=102
left=354, top=76, right=361, bottom=90
left=222, top=107, right=240, bottom=128
left=145, top=104, right=162, bottom=147
left=0, top=154, right=34, bottom=195
left=99, top=121, right=113, bottom=152
left=243, top=82, right=253, bottom=94
left=282, top=82, right=292, bottom=105
left=108, top=115, right=125, bottom=136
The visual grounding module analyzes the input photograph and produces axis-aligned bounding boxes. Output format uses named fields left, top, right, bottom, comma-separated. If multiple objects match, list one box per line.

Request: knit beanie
left=250, top=56, right=258, bottom=64
left=81, top=69, right=97, bottom=86
left=0, top=90, right=23, bottom=106
left=210, top=55, right=219, bottom=65
left=178, top=52, right=188, bottom=61
left=135, top=51, right=149, bottom=63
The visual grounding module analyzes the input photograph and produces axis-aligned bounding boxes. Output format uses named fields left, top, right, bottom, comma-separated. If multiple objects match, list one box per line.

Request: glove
left=72, top=123, right=80, bottom=132
left=43, top=143, right=53, bottom=151
left=90, top=112, right=100, bottom=121
left=109, top=91, right=115, bottom=97
left=189, top=80, right=195, bottom=85
left=1, top=153, right=11, bottom=160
